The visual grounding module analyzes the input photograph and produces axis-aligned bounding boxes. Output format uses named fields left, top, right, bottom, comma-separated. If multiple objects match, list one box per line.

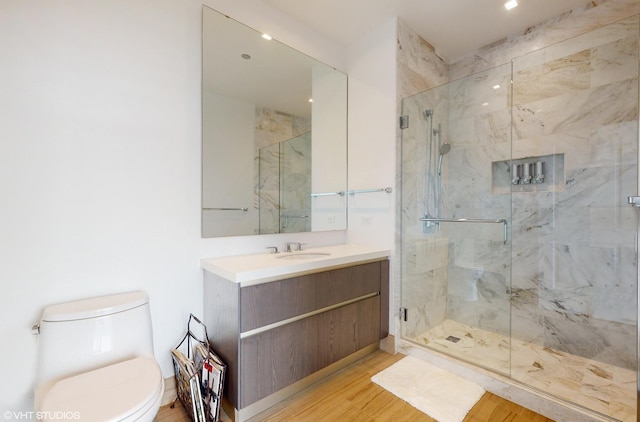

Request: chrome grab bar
left=311, top=191, right=345, bottom=197
left=281, top=215, right=309, bottom=219
left=203, top=207, right=249, bottom=211
left=348, top=187, right=393, bottom=195
left=419, top=217, right=508, bottom=244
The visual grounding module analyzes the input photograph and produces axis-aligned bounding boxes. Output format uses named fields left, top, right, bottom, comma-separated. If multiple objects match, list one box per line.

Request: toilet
left=34, top=291, right=164, bottom=422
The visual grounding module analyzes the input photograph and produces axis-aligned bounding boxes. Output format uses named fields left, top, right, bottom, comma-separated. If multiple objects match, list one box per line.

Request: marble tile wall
left=255, top=106, right=310, bottom=150
left=397, top=20, right=450, bottom=339
left=450, top=0, right=640, bottom=80
left=255, top=106, right=311, bottom=234
left=279, top=133, right=311, bottom=233
left=397, top=20, right=449, bottom=99
left=443, top=65, right=513, bottom=337
left=258, top=142, right=280, bottom=234
left=401, top=64, right=512, bottom=340
left=510, top=15, right=639, bottom=370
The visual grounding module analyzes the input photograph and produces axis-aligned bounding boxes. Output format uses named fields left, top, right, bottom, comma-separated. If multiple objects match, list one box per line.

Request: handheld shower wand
left=437, top=143, right=451, bottom=176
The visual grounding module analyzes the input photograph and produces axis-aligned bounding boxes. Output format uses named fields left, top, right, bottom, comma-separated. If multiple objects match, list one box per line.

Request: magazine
left=193, top=343, right=226, bottom=422
left=171, top=349, right=206, bottom=422
left=172, top=314, right=226, bottom=422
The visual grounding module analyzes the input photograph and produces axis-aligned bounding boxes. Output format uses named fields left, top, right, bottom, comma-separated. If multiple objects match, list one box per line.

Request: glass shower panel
left=280, top=132, right=311, bottom=233
left=258, top=143, right=280, bottom=234
left=510, top=16, right=638, bottom=419
left=258, top=132, right=312, bottom=234
left=400, top=63, right=513, bottom=376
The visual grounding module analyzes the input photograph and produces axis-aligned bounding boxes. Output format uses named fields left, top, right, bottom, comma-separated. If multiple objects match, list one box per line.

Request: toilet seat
left=38, top=356, right=163, bottom=422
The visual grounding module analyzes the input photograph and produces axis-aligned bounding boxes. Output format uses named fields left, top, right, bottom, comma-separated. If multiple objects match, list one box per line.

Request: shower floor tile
left=415, top=319, right=512, bottom=375
left=413, top=319, right=636, bottom=421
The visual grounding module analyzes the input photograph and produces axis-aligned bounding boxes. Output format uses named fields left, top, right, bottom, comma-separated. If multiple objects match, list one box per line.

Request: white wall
left=202, top=91, right=256, bottom=236
left=345, top=19, right=398, bottom=335
left=0, top=0, right=347, bottom=411
left=311, top=65, right=348, bottom=231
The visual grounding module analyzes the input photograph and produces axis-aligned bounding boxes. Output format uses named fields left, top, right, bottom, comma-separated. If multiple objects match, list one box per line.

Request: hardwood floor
left=156, top=350, right=554, bottom=422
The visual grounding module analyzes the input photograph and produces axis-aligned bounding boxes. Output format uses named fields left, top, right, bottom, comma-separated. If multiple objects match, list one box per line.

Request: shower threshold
left=411, top=319, right=635, bottom=421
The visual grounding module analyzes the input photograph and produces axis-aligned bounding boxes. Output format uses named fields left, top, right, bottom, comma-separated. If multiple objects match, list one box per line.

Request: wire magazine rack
left=171, top=314, right=226, bottom=422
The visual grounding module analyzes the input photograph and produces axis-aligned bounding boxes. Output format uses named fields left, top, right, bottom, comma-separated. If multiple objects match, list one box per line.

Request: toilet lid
left=39, top=357, right=163, bottom=422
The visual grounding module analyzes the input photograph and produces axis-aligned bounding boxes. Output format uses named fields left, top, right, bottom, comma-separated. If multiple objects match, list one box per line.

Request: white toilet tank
left=35, top=291, right=155, bottom=389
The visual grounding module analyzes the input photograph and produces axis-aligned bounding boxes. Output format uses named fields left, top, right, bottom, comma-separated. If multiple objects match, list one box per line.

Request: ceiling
left=203, top=6, right=319, bottom=117
left=263, top=0, right=591, bottom=60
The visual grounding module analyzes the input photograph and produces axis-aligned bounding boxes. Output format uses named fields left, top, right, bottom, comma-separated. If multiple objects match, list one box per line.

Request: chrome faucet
left=266, top=246, right=279, bottom=254
left=286, top=242, right=304, bottom=252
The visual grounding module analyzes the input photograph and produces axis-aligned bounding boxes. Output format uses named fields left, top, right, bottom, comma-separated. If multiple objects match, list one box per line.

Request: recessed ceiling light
left=262, top=33, right=272, bottom=41
left=482, top=102, right=489, bottom=106
left=241, top=53, right=251, bottom=60
left=504, top=0, right=518, bottom=10
left=493, top=84, right=501, bottom=89
left=308, top=98, right=313, bottom=103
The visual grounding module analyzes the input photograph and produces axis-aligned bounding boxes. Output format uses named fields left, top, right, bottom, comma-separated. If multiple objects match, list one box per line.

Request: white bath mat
left=371, top=355, right=485, bottom=422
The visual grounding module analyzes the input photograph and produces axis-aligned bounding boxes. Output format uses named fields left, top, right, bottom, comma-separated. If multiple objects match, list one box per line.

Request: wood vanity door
left=240, top=261, right=382, bottom=332
left=239, top=296, right=380, bottom=407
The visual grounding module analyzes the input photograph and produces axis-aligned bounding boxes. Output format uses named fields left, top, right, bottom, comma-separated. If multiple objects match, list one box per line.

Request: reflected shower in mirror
left=202, top=6, right=348, bottom=237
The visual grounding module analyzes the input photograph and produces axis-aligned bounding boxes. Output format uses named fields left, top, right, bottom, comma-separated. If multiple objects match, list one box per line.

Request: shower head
left=437, top=143, right=451, bottom=176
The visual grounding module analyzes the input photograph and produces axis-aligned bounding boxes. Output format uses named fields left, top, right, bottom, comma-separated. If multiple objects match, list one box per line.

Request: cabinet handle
left=240, top=292, right=379, bottom=339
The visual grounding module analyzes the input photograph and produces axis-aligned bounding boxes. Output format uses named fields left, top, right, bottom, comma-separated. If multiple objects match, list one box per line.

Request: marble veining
left=450, top=0, right=639, bottom=80
left=397, top=19, right=449, bottom=99
left=255, top=108, right=312, bottom=234
left=411, top=319, right=636, bottom=421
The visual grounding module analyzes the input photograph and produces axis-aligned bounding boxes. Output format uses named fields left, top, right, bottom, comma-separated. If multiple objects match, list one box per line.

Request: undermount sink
left=276, top=252, right=331, bottom=260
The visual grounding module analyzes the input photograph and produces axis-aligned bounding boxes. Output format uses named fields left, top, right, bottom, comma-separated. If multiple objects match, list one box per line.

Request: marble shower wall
left=398, top=19, right=450, bottom=339
left=510, top=15, right=639, bottom=370
left=400, top=88, right=450, bottom=338
left=450, top=0, right=640, bottom=80
left=258, top=143, right=280, bottom=234
left=398, top=20, right=512, bottom=341
left=401, top=64, right=512, bottom=340
left=444, top=65, right=512, bottom=336
left=280, top=133, right=312, bottom=233
left=255, top=106, right=311, bottom=234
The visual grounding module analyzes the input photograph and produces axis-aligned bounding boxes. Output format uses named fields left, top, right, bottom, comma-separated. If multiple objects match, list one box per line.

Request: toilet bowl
left=34, top=291, right=164, bottom=421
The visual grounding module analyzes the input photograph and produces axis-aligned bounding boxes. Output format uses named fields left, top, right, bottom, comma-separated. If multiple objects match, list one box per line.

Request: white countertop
left=201, top=244, right=390, bottom=285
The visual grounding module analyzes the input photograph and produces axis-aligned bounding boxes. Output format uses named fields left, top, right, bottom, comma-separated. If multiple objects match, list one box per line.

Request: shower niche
left=491, top=153, right=564, bottom=194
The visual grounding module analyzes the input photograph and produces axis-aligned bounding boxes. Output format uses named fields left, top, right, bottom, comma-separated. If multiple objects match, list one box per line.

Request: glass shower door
left=509, top=16, right=638, bottom=419
left=258, top=132, right=312, bottom=234
left=258, top=143, right=280, bottom=234
left=400, top=63, right=513, bottom=376
left=280, top=132, right=311, bottom=233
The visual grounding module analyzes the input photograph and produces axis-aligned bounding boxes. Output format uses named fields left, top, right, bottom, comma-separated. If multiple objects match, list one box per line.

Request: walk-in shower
left=400, top=16, right=638, bottom=421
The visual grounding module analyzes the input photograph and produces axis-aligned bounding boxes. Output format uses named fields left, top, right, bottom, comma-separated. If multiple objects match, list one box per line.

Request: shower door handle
left=628, top=196, right=640, bottom=207
left=630, top=197, right=640, bottom=254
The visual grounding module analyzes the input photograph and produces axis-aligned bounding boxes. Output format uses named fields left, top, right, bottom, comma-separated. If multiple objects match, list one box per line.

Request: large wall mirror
left=202, top=6, right=348, bottom=237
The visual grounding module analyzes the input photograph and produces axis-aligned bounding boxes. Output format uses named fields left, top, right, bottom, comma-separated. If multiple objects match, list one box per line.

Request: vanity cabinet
left=202, top=258, right=389, bottom=419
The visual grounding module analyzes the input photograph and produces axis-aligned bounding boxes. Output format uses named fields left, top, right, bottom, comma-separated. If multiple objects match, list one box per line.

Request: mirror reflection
left=202, top=6, right=348, bottom=237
